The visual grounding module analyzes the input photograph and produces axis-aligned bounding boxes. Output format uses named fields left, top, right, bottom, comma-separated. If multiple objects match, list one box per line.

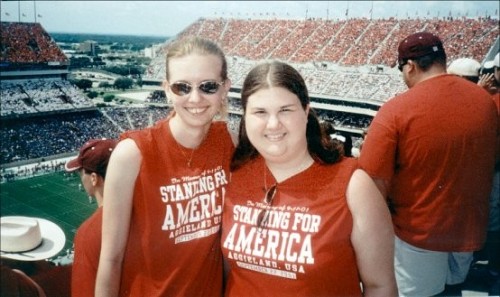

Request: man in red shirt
left=359, top=32, right=498, bottom=296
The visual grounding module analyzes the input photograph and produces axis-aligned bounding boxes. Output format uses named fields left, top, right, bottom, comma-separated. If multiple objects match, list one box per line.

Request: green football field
left=0, top=171, right=97, bottom=259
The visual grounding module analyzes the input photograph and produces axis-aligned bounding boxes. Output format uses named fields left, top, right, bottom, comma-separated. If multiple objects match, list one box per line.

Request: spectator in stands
left=482, top=52, right=500, bottom=96
left=332, top=131, right=353, bottom=158
left=1, top=216, right=70, bottom=297
left=320, top=120, right=353, bottom=157
left=447, top=57, right=481, bottom=83
left=64, top=138, right=117, bottom=297
left=473, top=52, right=500, bottom=295
left=95, top=37, right=235, bottom=297
left=359, top=32, right=497, bottom=296
left=447, top=57, right=497, bottom=95
left=222, top=61, right=397, bottom=296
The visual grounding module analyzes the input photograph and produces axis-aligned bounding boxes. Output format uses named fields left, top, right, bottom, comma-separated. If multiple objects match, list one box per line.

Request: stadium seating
left=0, top=107, right=169, bottom=164
left=1, top=22, right=67, bottom=63
left=1, top=17, right=498, bottom=167
left=1, top=79, right=93, bottom=117
left=209, top=17, right=496, bottom=66
left=144, top=17, right=497, bottom=103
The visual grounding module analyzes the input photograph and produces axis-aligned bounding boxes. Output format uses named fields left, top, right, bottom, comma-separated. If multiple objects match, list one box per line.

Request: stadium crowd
left=145, top=17, right=496, bottom=103
left=316, top=109, right=372, bottom=130
left=0, top=107, right=169, bottom=165
left=1, top=79, right=93, bottom=116
left=0, top=22, right=67, bottom=63
left=146, top=17, right=496, bottom=74
left=1, top=14, right=499, bottom=297
left=0, top=159, right=67, bottom=182
left=146, top=55, right=408, bottom=103
left=1, top=16, right=497, bottom=171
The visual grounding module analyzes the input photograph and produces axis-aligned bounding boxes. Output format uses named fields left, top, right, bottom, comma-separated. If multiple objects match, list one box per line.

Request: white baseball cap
left=448, top=58, right=481, bottom=77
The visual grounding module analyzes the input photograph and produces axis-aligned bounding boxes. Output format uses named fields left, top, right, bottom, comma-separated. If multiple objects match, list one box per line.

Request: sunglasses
left=398, top=59, right=409, bottom=72
left=257, top=184, right=277, bottom=231
left=169, top=80, right=224, bottom=96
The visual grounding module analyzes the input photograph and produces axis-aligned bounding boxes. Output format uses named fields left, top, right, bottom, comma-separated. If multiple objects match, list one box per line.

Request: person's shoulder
left=316, top=157, right=358, bottom=177
left=339, top=156, right=358, bottom=167
left=378, top=88, right=412, bottom=112
left=211, top=120, right=237, bottom=146
left=335, top=157, right=358, bottom=173
left=110, top=139, right=141, bottom=165
left=78, top=208, right=103, bottom=233
left=231, top=156, right=261, bottom=176
left=74, top=209, right=102, bottom=248
left=458, top=77, right=499, bottom=104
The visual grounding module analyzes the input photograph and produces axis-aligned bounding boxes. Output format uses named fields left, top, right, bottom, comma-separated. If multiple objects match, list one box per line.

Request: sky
left=0, top=1, right=498, bottom=37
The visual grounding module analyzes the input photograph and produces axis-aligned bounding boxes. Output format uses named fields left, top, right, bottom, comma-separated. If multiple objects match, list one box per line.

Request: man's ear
left=407, top=60, right=417, bottom=73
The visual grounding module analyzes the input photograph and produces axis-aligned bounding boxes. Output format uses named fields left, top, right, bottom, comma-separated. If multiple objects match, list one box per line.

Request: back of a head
left=448, top=58, right=481, bottom=83
left=398, top=32, right=447, bottom=71
left=65, top=138, right=118, bottom=179
left=320, top=121, right=336, bottom=136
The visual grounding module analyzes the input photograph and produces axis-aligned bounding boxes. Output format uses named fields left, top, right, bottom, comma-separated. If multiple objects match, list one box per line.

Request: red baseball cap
left=65, top=138, right=118, bottom=175
left=398, top=32, right=445, bottom=63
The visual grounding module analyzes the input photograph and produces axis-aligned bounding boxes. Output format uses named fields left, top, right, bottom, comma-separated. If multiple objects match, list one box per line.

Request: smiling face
left=245, top=86, right=309, bottom=164
left=165, top=53, right=229, bottom=129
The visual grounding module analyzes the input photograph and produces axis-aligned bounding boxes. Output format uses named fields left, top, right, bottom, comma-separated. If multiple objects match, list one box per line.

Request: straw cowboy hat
left=0, top=216, right=66, bottom=261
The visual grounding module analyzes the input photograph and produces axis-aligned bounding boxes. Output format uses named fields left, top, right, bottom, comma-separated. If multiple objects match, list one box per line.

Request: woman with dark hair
left=221, top=61, right=397, bottom=296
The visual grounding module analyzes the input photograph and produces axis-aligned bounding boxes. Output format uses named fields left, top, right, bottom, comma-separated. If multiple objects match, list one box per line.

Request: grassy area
left=0, top=172, right=97, bottom=258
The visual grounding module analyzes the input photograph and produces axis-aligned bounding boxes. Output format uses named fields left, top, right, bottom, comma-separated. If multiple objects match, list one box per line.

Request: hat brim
left=64, top=158, right=82, bottom=172
left=0, top=217, right=66, bottom=261
left=483, top=61, right=495, bottom=69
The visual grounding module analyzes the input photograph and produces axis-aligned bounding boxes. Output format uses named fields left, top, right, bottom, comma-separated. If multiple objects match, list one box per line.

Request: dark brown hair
left=231, top=61, right=341, bottom=171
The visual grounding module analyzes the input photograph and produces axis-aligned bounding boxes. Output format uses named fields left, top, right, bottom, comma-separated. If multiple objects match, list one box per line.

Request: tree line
left=71, top=77, right=138, bottom=92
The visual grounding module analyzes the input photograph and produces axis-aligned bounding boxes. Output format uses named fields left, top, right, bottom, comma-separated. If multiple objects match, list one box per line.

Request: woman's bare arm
left=95, top=139, right=141, bottom=297
left=346, top=169, right=398, bottom=297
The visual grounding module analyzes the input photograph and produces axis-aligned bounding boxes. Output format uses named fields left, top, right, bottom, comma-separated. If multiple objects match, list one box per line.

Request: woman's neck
left=95, top=188, right=104, bottom=208
left=265, top=152, right=314, bottom=183
left=169, top=116, right=210, bottom=149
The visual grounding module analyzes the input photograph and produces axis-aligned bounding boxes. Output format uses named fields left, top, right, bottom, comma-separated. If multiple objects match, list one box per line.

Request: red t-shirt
left=117, top=119, right=234, bottom=296
left=359, top=74, right=498, bottom=251
left=72, top=207, right=102, bottom=297
left=222, top=156, right=361, bottom=297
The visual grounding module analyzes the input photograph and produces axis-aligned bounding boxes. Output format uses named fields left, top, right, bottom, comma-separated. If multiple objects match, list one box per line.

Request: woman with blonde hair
left=95, top=37, right=234, bottom=296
